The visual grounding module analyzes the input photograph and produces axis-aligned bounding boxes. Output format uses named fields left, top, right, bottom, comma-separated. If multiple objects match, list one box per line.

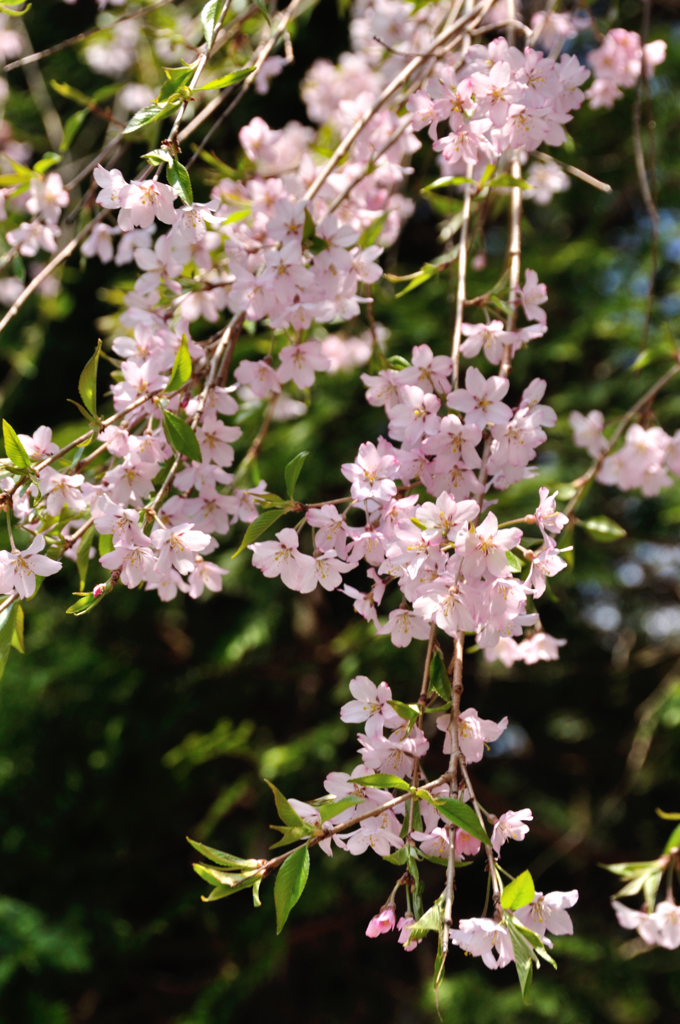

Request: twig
left=442, top=631, right=464, bottom=952
left=533, top=151, right=612, bottom=194
left=4, top=0, right=175, bottom=72
left=451, top=161, right=474, bottom=389
left=303, top=0, right=497, bottom=204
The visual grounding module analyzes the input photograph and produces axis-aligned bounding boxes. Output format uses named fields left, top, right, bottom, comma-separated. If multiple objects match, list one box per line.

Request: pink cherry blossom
left=447, top=367, right=512, bottom=429
left=516, top=890, right=579, bottom=937
left=249, top=527, right=316, bottom=592
left=0, top=536, right=62, bottom=598
left=436, top=707, right=509, bottom=762
left=449, top=917, right=514, bottom=970
left=366, top=905, right=396, bottom=938
left=491, top=807, right=533, bottom=854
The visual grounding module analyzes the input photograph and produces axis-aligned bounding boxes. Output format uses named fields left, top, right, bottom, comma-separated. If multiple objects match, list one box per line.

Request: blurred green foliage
left=1, top=1, right=680, bottom=1022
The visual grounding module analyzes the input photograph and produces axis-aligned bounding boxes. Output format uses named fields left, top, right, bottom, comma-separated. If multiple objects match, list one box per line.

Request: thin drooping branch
left=4, top=0, right=175, bottom=72
left=442, top=631, right=464, bottom=951
left=451, top=163, right=474, bottom=389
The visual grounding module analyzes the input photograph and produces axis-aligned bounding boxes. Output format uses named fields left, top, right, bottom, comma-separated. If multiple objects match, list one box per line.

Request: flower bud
left=365, top=905, right=396, bottom=938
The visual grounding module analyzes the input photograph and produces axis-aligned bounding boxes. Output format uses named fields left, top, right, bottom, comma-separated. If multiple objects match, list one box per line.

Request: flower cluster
left=586, top=27, right=667, bottom=110
left=613, top=900, right=680, bottom=950
left=571, top=414, right=680, bottom=497
left=407, top=37, right=590, bottom=169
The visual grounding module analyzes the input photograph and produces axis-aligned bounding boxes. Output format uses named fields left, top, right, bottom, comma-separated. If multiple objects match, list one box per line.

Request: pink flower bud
left=92, top=583, right=106, bottom=598
left=365, top=905, right=396, bottom=938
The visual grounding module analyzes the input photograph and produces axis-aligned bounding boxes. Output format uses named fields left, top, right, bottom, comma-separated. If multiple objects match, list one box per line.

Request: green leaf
left=0, top=2, right=31, bottom=15
left=65, top=593, right=104, bottom=616
left=253, top=0, right=271, bottom=22
left=2, top=420, right=31, bottom=469
left=435, top=798, right=489, bottom=844
left=10, top=603, right=24, bottom=653
left=167, top=157, right=193, bottom=206
left=200, top=0, right=225, bottom=49
left=407, top=899, right=443, bottom=941
left=501, top=870, right=536, bottom=911
left=664, top=824, right=680, bottom=854
left=252, top=877, right=262, bottom=907
left=506, top=550, right=524, bottom=573
left=231, top=508, right=286, bottom=558
left=165, top=334, right=193, bottom=393
left=429, top=649, right=451, bottom=702
left=506, top=919, right=534, bottom=1003
left=318, top=795, right=362, bottom=822
left=387, top=699, right=420, bottom=725
left=76, top=525, right=96, bottom=592
left=142, top=147, right=174, bottom=168
left=98, top=533, right=114, bottom=557
left=186, top=837, right=262, bottom=868
left=61, top=109, right=88, bottom=153
left=284, top=451, right=310, bottom=500
left=197, top=67, right=255, bottom=91
left=66, top=399, right=96, bottom=425
left=421, top=175, right=475, bottom=192
left=395, top=265, right=437, bottom=298
left=580, top=515, right=627, bottom=542
left=162, top=411, right=202, bottom=463
left=122, top=101, right=179, bottom=136
left=157, top=65, right=196, bottom=103
left=350, top=774, right=412, bottom=792
left=269, top=825, right=314, bottom=849
left=274, top=845, right=310, bottom=933
left=264, top=779, right=306, bottom=827
left=78, top=339, right=101, bottom=419
left=486, top=173, right=530, bottom=189
left=33, top=152, right=61, bottom=175
left=199, top=874, right=262, bottom=902
left=192, top=862, right=261, bottom=887
left=656, top=807, right=680, bottom=820
left=0, top=602, right=18, bottom=680
left=358, top=212, right=388, bottom=248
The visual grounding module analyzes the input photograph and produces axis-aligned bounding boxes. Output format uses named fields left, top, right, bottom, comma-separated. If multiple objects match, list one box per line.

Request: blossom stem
left=451, top=161, right=474, bottom=390
left=442, top=631, right=464, bottom=950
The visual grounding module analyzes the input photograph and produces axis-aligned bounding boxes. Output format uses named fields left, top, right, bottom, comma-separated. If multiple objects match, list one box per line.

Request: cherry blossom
left=0, top=536, right=62, bottom=598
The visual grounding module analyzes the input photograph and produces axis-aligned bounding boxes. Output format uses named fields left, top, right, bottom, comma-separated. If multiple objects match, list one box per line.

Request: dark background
left=1, top=1, right=680, bottom=1021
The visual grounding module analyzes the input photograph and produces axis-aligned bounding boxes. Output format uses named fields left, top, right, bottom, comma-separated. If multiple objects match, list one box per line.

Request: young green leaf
left=66, top=593, right=104, bottom=616
left=656, top=807, right=680, bottom=820
left=186, top=837, right=262, bottom=869
left=0, top=601, right=18, bottom=680
left=387, top=699, right=420, bottom=725
left=2, top=420, right=31, bottom=469
left=318, top=795, right=361, bottom=822
left=200, top=0, right=225, bottom=49
left=501, top=870, right=536, bottom=911
left=350, top=773, right=412, bottom=792
left=506, top=550, right=524, bottom=573
left=60, top=108, right=88, bottom=153
left=485, top=173, right=530, bottom=189
left=142, top=147, right=174, bottom=167
left=76, top=524, right=96, bottom=592
left=33, top=152, right=62, bottom=175
left=274, top=845, right=310, bottom=933
left=98, top=533, right=114, bottom=557
left=407, top=899, right=443, bottom=940
left=197, top=67, right=255, bottom=91
left=157, top=65, right=196, bottom=103
left=162, top=410, right=202, bottom=463
left=429, top=649, right=451, bottom=702
left=199, top=873, right=262, bottom=902
left=122, top=101, right=179, bottom=136
left=579, top=515, right=626, bottom=542
left=506, top=918, right=534, bottom=1003
left=284, top=451, right=309, bottom=499
left=269, top=825, right=314, bottom=849
left=358, top=211, right=388, bottom=248
left=231, top=508, right=287, bottom=558
left=435, top=797, right=489, bottom=844
left=167, top=157, right=193, bottom=206
left=10, top=603, right=24, bottom=653
left=78, top=339, right=101, bottom=419
left=663, top=823, right=680, bottom=854
left=166, top=335, right=193, bottom=393
left=264, top=779, right=306, bottom=827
